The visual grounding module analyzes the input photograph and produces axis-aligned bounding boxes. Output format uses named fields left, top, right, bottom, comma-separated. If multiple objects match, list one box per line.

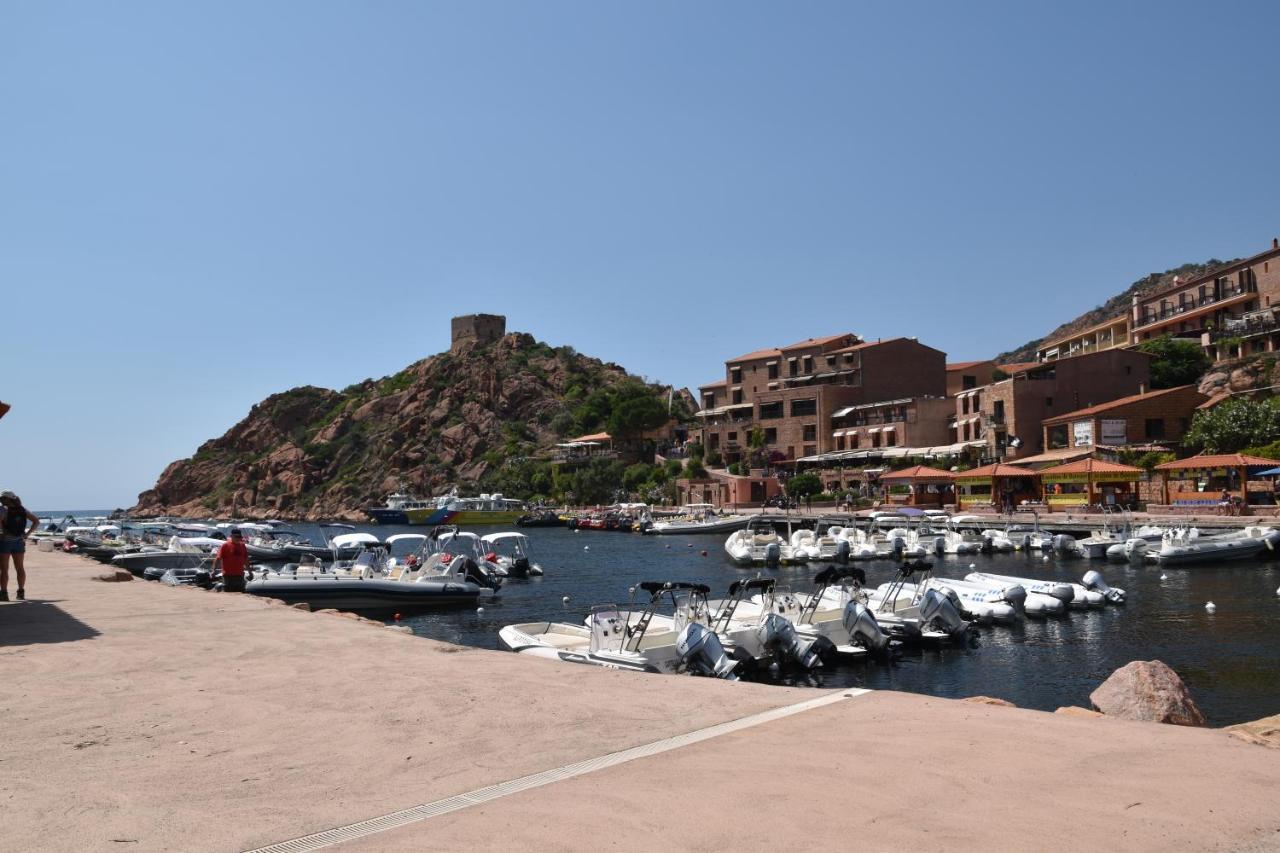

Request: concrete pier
left=3, top=549, right=1279, bottom=852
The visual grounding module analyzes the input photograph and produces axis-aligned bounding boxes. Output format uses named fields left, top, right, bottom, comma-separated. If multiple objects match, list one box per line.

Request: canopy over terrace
left=880, top=465, right=955, bottom=507
left=954, top=462, right=1040, bottom=511
left=1154, top=453, right=1280, bottom=508
left=1038, top=458, right=1143, bottom=511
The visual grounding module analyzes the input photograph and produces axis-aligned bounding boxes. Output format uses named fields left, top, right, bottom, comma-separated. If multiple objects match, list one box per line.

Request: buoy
left=583, top=545, right=589, bottom=551
left=562, top=595, right=571, bottom=604
left=700, top=550, right=708, bottom=557
left=687, top=543, right=693, bottom=548
left=1160, top=574, right=1168, bottom=581
left=1275, top=586, right=1280, bottom=596
left=1205, top=601, right=1217, bottom=613
left=394, top=613, right=402, bottom=621
left=476, top=607, right=484, bottom=614
left=628, top=586, right=636, bottom=596
left=969, top=563, right=976, bottom=570
left=665, top=544, right=671, bottom=549
left=1042, top=554, right=1050, bottom=562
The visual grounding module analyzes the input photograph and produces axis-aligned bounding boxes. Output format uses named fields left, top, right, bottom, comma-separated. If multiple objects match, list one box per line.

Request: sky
left=3, top=1, right=1279, bottom=509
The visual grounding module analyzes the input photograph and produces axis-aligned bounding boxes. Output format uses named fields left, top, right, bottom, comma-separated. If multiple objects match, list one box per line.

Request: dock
left=3, top=549, right=1279, bottom=852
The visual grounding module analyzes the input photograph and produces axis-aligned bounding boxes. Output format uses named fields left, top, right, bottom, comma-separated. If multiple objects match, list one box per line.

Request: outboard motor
left=891, top=536, right=906, bottom=556
left=1053, top=534, right=1077, bottom=556
left=933, top=536, right=946, bottom=557
left=835, top=538, right=850, bottom=564
left=999, top=583, right=1028, bottom=613
left=1123, top=539, right=1148, bottom=562
left=1262, top=529, right=1280, bottom=556
left=980, top=534, right=994, bottom=555
left=756, top=613, right=824, bottom=669
left=512, top=556, right=531, bottom=576
left=455, top=556, right=500, bottom=590
left=764, top=541, right=781, bottom=568
left=677, top=623, right=739, bottom=680
left=194, top=569, right=214, bottom=590
left=1081, top=570, right=1126, bottom=605
left=842, top=600, right=890, bottom=656
left=918, top=588, right=970, bottom=643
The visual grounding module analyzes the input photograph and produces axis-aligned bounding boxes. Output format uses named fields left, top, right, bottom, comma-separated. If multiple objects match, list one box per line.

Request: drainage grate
left=245, top=689, right=867, bottom=853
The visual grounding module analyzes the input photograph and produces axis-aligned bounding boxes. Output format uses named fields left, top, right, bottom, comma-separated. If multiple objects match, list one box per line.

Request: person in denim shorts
left=1, top=490, right=39, bottom=601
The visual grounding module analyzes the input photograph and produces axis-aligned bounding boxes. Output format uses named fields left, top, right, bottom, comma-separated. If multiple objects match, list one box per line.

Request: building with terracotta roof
left=696, top=334, right=947, bottom=465
left=954, top=348, right=1153, bottom=464
left=1040, top=385, right=1208, bottom=451
left=1131, top=237, right=1280, bottom=362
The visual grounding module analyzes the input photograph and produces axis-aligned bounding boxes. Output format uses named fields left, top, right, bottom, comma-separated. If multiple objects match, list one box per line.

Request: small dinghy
left=924, top=577, right=1023, bottom=625
left=966, top=571, right=1101, bottom=610
left=1151, top=526, right=1280, bottom=566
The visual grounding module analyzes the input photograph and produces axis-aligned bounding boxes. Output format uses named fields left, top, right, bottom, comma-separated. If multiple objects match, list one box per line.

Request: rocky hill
left=131, top=333, right=685, bottom=521
left=996, top=259, right=1238, bottom=364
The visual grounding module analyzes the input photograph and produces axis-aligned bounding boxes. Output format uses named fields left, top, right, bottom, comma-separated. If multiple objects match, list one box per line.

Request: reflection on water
left=286, top=521, right=1280, bottom=726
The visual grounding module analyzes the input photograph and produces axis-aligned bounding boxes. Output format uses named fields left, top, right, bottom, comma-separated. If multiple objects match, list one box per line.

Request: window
left=843, top=352, right=855, bottom=365
left=1125, top=366, right=1131, bottom=375
left=835, top=435, right=845, bottom=450
left=802, top=425, right=816, bottom=442
left=729, top=366, right=742, bottom=383
left=961, top=396, right=969, bottom=415
left=790, top=398, right=817, bottom=417
left=703, top=393, right=715, bottom=409
left=787, top=358, right=798, bottom=377
left=872, top=432, right=881, bottom=448
left=758, top=401, right=783, bottom=420
left=803, top=356, right=813, bottom=374
left=962, top=375, right=977, bottom=390
left=1044, top=397, right=1052, bottom=408
left=884, top=431, right=896, bottom=447
left=709, top=434, right=720, bottom=449
left=802, top=445, right=816, bottom=457
left=849, top=433, right=859, bottom=449
left=1179, top=418, right=1189, bottom=433
left=1145, top=418, right=1166, bottom=439
left=994, top=400, right=1006, bottom=421
left=764, top=427, right=777, bottom=444
left=767, top=363, right=779, bottom=380
left=825, top=355, right=836, bottom=367
left=727, top=432, right=737, bottom=442
left=731, top=389, right=743, bottom=405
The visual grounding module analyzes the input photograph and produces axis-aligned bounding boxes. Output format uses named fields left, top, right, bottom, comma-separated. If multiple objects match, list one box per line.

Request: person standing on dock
left=213, top=528, right=249, bottom=593
left=0, top=490, right=39, bottom=601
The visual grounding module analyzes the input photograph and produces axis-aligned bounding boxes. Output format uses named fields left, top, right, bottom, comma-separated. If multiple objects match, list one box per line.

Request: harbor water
left=299, top=522, right=1278, bottom=726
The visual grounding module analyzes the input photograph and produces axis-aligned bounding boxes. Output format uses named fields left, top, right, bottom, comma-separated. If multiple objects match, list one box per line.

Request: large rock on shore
left=1090, top=660, right=1207, bottom=726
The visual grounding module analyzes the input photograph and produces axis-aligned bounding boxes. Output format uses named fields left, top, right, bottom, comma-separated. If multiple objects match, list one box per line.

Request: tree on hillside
left=606, top=385, right=669, bottom=440
left=1183, top=397, right=1280, bottom=453
left=785, top=472, right=823, bottom=500
left=1135, top=336, right=1212, bottom=389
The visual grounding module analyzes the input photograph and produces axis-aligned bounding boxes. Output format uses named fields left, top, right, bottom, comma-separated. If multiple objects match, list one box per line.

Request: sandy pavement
left=2, top=549, right=1279, bottom=853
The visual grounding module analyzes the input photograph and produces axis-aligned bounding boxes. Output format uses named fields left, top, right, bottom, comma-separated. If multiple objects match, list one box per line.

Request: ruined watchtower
left=450, top=314, right=506, bottom=353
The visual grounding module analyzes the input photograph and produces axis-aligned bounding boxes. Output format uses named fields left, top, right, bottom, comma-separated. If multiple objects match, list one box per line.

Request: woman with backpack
left=0, top=490, right=40, bottom=601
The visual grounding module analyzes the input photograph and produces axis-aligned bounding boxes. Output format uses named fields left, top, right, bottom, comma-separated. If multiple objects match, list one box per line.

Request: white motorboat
left=868, top=560, right=971, bottom=644
left=724, top=520, right=796, bottom=567
left=704, top=578, right=830, bottom=671
left=111, top=535, right=222, bottom=575
left=1151, top=526, right=1280, bottom=566
left=480, top=531, right=545, bottom=577
left=644, top=504, right=751, bottom=535
left=499, top=582, right=738, bottom=679
left=923, top=577, right=1022, bottom=625
left=933, top=524, right=981, bottom=555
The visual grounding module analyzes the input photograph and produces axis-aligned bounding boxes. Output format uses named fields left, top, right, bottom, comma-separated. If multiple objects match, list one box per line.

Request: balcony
left=1215, top=308, right=1280, bottom=341
left=1136, top=285, right=1254, bottom=329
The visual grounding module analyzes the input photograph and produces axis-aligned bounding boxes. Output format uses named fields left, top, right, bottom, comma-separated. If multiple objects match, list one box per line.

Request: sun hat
left=0, top=490, right=16, bottom=500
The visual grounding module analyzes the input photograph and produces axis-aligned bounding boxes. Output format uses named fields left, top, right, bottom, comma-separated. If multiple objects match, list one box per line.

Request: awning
left=882, top=425, right=896, bottom=432
left=765, top=360, right=778, bottom=366
left=832, top=406, right=856, bottom=418
left=867, top=427, right=882, bottom=433
left=832, top=430, right=846, bottom=437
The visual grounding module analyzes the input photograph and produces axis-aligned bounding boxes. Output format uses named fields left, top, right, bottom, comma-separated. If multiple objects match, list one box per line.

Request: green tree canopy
left=785, top=472, right=823, bottom=499
left=1183, top=397, right=1280, bottom=453
left=1134, top=335, right=1212, bottom=389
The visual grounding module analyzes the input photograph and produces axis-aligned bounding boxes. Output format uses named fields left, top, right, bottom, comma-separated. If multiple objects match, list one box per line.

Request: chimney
left=1273, top=237, right=1278, bottom=249
left=1139, top=382, right=1146, bottom=395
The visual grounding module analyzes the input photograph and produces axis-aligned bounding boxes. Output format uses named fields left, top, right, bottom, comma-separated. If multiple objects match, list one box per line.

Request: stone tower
left=450, top=314, right=506, bottom=352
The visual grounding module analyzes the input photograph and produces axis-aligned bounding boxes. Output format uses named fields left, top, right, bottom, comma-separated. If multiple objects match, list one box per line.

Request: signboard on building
left=1100, top=418, right=1127, bottom=445
left=1072, top=420, right=1094, bottom=447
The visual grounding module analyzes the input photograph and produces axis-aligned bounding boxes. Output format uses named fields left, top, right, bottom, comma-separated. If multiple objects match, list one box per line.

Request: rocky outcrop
left=1055, top=706, right=1105, bottom=719
left=1089, top=660, right=1207, bottom=726
left=1198, top=356, right=1280, bottom=398
left=130, top=333, right=681, bottom=521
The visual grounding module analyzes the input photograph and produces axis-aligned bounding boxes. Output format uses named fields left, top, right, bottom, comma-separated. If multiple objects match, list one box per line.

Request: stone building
left=450, top=314, right=506, bottom=352
left=1130, top=238, right=1280, bottom=361
left=954, top=349, right=1153, bottom=463
left=946, top=360, right=998, bottom=396
left=1040, top=385, right=1208, bottom=451
left=697, top=334, right=947, bottom=464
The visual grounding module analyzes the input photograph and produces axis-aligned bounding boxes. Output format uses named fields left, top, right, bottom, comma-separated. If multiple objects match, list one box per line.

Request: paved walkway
left=2, top=550, right=1278, bottom=852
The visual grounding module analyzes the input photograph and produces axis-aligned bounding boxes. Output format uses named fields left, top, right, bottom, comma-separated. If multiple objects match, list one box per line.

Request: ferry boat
left=407, top=493, right=526, bottom=526
left=364, top=492, right=437, bottom=525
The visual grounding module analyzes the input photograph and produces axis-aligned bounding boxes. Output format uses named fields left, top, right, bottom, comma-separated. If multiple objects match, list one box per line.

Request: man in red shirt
left=213, top=528, right=249, bottom=592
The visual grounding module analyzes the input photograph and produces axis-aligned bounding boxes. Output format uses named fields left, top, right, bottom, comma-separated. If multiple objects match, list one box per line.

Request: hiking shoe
left=16, top=589, right=23, bottom=600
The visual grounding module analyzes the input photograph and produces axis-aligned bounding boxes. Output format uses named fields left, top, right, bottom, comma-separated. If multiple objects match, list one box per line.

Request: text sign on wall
left=1072, top=420, right=1094, bottom=447
left=1100, top=418, right=1127, bottom=445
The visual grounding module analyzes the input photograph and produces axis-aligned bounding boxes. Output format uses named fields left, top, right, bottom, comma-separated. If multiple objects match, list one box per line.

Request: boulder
left=1089, top=660, right=1206, bottom=726
left=290, top=602, right=312, bottom=612
left=386, top=624, right=414, bottom=634
left=94, top=570, right=133, bottom=583
left=963, top=696, right=1015, bottom=707
left=1224, top=714, right=1280, bottom=749
left=1055, top=706, right=1105, bottom=719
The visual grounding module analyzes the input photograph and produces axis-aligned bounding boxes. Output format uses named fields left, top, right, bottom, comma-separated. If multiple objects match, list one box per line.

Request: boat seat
left=540, top=632, right=590, bottom=650
left=753, top=535, right=777, bottom=545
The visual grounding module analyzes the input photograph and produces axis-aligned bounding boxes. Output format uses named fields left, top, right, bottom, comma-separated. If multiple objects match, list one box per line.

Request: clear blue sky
left=3, top=1, right=1278, bottom=510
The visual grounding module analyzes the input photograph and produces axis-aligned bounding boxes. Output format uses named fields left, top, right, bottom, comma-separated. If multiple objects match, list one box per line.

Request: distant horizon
left=5, top=1, right=1279, bottom=508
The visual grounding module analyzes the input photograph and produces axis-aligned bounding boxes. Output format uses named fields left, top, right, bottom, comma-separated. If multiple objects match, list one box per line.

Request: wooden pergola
left=879, top=465, right=955, bottom=507
left=1038, top=458, right=1144, bottom=511
left=954, top=462, right=1040, bottom=511
left=1154, top=453, right=1280, bottom=509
